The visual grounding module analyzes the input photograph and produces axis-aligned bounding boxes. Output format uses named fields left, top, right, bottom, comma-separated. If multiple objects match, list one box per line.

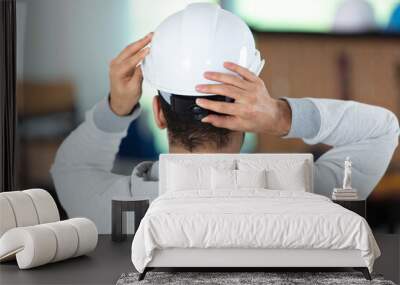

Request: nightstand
left=112, top=198, right=149, bottom=242
left=332, top=199, right=366, bottom=219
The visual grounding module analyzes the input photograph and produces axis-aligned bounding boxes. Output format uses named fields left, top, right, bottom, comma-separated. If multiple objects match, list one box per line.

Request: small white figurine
left=342, top=157, right=352, bottom=190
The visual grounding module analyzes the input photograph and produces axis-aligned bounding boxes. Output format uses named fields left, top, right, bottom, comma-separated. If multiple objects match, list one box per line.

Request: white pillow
left=267, top=167, right=306, bottom=191
left=167, top=160, right=235, bottom=192
left=238, top=159, right=308, bottom=191
left=211, top=168, right=236, bottom=190
left=236, top=169, right=267, bottom=189
left=211, top=168, right=267, bottom=191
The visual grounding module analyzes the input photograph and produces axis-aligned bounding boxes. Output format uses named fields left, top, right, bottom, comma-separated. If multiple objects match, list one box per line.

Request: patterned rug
left=116, top=271, right=396, bottom=285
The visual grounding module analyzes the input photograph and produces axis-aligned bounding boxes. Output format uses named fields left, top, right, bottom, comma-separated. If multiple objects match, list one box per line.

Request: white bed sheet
left=131, top=190, right=380, bottom=273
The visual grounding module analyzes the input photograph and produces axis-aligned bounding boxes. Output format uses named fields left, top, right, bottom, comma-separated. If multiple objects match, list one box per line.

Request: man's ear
left=153, top=96, right=167, bottom=129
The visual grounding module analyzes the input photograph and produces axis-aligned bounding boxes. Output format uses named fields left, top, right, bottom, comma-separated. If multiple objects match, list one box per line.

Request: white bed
left=131, top=154, right=380, bottom=280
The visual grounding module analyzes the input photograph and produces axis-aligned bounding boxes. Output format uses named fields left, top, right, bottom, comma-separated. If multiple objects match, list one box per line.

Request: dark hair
left=159, top=95, right=233, bottom=152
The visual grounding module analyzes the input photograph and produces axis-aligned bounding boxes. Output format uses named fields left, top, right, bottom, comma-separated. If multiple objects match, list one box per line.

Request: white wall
left=18, top=0, right=135, bottom=117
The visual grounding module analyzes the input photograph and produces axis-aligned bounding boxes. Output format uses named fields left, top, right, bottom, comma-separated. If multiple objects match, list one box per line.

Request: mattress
left=131, top=190, right=380, bottom=273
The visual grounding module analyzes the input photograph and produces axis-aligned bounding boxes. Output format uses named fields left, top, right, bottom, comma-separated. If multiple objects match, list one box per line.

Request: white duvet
left=131, top=190, right=380, bottom=273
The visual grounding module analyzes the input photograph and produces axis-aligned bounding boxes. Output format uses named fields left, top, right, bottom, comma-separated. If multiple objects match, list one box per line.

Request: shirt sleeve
left=284, top=97, right=399, bottom=199
left=50, top=97, right=142, bottom=233
left=93, top=96, right=141, bottom=133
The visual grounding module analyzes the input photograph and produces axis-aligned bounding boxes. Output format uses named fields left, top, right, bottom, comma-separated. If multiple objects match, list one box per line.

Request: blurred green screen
left=228, top=0, right=400, bottom=32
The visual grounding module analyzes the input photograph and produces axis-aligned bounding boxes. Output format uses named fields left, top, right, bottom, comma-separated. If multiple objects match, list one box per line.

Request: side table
left=332, top=199, right=366, bottom=219
left=112, top=198, right=149, bottom=242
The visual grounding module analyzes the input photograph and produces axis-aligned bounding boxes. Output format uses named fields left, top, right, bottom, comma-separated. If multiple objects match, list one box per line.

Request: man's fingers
left=116, top=47, right=149, bottom=77
left=196, top=98, right=241, bottom=116
left=203, top=71, right=248, bottom=89
left=115, top=33, right=153, bottom=63
left=130, top=65, right=143, bottom=85
left=201, top=114, right=238, bottom=130
left=223, top=61, right=258, bottom=82
left=195, top=84, right=242, bottom=100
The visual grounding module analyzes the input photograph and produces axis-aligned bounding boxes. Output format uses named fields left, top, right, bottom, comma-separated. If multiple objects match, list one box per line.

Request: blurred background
left=16, top=0, right=399, bottom=258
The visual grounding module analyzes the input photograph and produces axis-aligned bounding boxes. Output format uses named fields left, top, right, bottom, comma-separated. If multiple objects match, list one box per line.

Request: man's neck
left=167, top=131, right=244, bottom=154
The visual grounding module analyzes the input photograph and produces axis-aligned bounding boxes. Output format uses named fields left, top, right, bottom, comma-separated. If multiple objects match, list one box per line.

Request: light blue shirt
left=51, top=97, right=399, bottom=233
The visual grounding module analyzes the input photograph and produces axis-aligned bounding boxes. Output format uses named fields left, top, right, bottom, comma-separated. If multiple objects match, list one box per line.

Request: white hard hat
left=141, top=3, right=265, bottom=96
left=332, top=0, right=376, bottom=33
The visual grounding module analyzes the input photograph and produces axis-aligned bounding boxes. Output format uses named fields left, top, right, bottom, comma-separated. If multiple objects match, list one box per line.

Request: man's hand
left=195, top=62, right=292, bottom=136
left=109, top=33, right=153, bottom=116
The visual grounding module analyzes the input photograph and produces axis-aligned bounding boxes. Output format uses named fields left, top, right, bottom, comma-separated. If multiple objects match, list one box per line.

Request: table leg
left=112, top=200, right=125, bottom=242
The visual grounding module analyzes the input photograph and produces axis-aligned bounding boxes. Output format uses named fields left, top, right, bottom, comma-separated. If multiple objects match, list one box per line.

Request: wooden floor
left=0, top=234, right=398, bottom=285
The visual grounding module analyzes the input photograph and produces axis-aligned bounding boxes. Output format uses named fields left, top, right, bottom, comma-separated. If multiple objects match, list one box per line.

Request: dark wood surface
left=333, top=200, right=366, bottom=218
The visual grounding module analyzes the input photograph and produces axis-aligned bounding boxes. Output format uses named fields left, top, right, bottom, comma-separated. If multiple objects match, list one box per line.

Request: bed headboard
left=159, top=153, right=314, bottom=195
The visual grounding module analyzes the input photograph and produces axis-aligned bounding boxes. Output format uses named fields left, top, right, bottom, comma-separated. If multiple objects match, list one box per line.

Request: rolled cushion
left=0, top=218, right=98, bottom=269
left=0, top=196, right=17, bottom=237
left=66, top=218, right=98, bottom=257
left=42, top=221, right=79, bottom=262
left=0, top=191, right=39, bottom=227
left=23, top=189, right=59, bottom=224
left=0, top=189, right=60, bottom=237
left=0, top=226, right=57, bottom=268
